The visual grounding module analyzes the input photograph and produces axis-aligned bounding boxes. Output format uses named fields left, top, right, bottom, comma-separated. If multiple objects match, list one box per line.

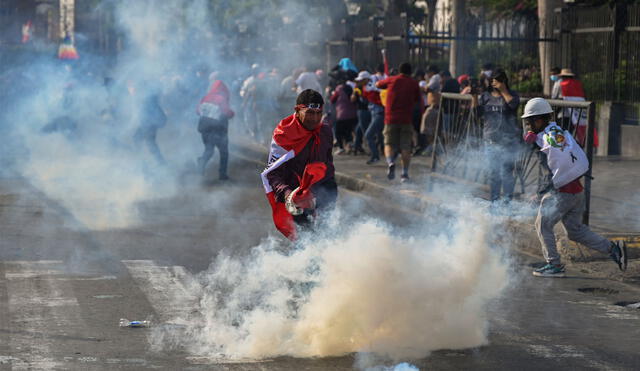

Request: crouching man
left=522, top=98, right=627, bottom=277
left=261, top=89, right=338, bottom=240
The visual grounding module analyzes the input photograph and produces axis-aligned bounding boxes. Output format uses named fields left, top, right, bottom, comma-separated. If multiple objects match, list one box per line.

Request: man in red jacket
left=376, top=62, right=422, bottom=182
left=261, top=89, right=337, bottom=240
left=196, top=72, right=235, bottom=180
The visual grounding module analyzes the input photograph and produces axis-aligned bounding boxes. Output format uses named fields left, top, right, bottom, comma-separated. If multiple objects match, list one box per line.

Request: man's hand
left=285, top=187, right=316, bottom=215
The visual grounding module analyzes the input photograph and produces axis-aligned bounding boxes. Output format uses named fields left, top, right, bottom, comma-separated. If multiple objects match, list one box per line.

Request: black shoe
left=366, top=157, right=380, bottom=165
left=219, top=174, right=230, bottom=181
left=400, top=174, right=410, bottom=183
left=387, top=163, right=395, bottom=180
left=610, top=240, right=628, bottom=271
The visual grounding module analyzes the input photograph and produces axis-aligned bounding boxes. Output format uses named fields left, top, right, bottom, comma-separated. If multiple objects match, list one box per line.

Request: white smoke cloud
left=150, top=199, right=509, bottom=362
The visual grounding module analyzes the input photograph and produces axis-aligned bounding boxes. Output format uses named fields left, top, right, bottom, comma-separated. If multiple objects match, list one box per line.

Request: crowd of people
left=219, top=59, right=595, bottom=191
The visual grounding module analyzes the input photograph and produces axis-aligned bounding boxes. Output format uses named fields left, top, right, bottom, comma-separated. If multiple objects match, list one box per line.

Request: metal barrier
left=429, top=93, right=596, bottom=224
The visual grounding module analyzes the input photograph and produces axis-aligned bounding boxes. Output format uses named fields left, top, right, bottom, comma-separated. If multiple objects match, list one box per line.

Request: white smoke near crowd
left=149, top=199, right=510, bottom=362
left=1, top=0, right=516, bottom=365
left=0, top=0, right=330, bottom=230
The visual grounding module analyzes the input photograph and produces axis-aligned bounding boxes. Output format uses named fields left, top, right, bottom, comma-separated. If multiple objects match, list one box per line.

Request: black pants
left=197, top=117, right=228, bottom=177
left=335, top=118, right=358, bottom=149
left=134, top=126, right=165, bottom=165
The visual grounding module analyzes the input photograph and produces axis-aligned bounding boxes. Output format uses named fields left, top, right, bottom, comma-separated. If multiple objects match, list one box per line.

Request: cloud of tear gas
left=1, top=0, right=333, bottom=230
left=149, top=198, right=509, bottom=361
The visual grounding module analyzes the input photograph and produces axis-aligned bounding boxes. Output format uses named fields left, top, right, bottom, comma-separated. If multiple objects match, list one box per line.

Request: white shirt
left=295, top=72, right=322, bottom=94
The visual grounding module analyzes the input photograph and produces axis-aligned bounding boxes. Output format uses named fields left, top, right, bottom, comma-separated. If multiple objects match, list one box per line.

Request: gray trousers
left=535, top=192, right=610, bottom=264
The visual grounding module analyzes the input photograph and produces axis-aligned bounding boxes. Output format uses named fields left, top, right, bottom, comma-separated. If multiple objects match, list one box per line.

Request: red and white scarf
left=260, top=114, right=326, bottom=240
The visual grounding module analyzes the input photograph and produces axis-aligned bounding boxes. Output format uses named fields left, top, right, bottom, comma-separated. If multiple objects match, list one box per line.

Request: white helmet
left=521, top=97, right=553, bottom=118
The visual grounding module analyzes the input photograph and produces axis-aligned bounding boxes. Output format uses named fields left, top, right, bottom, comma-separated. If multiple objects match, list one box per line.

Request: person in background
left=239, top=64, right=262, bottom=138
left=459, top=74, right=472, bottom=94
left=196, top=72, right=234, bottom=180
left=352, top=71, right=372, bottom=155
left=328, top=57, right=358, bottom=91
left=558, top=68, right=598, bottom=148
left=549, top=67, right=561, bottom=99
left=364, top=63, right=387, bottom=165
left=295, top=66, right=322, bottom=94
left=279, top=68, right=302, bottom=118
left=418, top=65, right=441, bottom=156
left=440, top=70, right=461, bottom=133
left=376, top=62, right=422, bottom=182
left=330, top=78, right=358, bottom=155
left=521, top=97, right=627, bottom=277
left=134, top=85, right=167, bottom=166
left=412, top=69, right=427, bottom=155
left=479, top=62, right=494, bottom=93
left=471, top=68, right=520, bottom=203
left=316, top=69, right=328, bottom=93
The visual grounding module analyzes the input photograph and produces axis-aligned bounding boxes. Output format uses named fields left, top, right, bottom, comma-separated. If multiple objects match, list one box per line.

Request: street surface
left=1, top=156, right=639, bottom=370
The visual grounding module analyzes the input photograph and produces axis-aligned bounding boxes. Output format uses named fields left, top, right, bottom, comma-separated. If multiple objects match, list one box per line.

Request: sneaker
left=334, top=148, right=346, bottom=155
left=366, top=157, right=380, bottom=165
left=400, top=175, right=410, bottom=183
left=387, top=163, right=396, bottom=180
left=532, top=263, right=566, bottom=278
left=610, top=240, right=628, bottom=271
left=219, top=174, right=230, bottom=181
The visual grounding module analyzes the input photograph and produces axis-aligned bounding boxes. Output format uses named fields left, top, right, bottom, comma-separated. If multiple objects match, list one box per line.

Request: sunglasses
left=296, top=103, right=323, bottom=113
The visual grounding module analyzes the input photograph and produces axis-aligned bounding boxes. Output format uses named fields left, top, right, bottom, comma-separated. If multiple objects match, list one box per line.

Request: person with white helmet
left=522, top=97, right=627, bottom=277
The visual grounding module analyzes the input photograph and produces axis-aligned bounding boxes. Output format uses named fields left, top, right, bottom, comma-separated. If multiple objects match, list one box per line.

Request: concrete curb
left=231, top=140, right=639, bottom=262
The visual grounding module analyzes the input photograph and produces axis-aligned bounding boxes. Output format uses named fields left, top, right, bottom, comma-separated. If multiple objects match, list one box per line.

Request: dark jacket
left=266, top=122, right=336, bottom=204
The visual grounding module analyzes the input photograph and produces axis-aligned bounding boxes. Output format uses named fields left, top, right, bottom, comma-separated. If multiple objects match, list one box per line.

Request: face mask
left=550, top=75, right=559, bottom=82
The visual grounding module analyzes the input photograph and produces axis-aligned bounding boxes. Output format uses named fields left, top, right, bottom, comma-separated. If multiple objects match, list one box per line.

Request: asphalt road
left=1, top=156, right=639, bottom=370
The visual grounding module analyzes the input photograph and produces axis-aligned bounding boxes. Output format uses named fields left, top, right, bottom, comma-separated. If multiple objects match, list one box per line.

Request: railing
left=430, top=92, right=596, bottom=224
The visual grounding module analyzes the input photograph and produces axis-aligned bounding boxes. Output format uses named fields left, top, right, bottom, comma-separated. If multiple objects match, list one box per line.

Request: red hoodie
left=198, top=80, right=234, bottom=118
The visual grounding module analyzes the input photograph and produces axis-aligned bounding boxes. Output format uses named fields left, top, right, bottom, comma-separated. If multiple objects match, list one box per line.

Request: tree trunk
left=426, top=0, right=437, bottom=34
left=449, top=0, right=466, bottom=76
left=538, top=0, right=560, bottom=96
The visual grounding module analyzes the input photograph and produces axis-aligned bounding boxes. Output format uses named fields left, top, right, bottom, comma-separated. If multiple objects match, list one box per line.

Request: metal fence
left=430, top=93, right=596, bottom=224
left=553, top=3, right=640, bottom=102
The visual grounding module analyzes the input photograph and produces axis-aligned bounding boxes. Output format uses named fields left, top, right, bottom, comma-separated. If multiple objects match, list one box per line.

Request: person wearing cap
left=522, top=97, right=627, bottom=277
left=471, top=68, right=520, bottom=203
left=261, top=89, right=337, bottom=240
left=351, top=71, right=372, bottom=155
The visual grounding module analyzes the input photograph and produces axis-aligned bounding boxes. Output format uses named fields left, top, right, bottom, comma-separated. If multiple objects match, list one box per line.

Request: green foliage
left=511, top=71, right=543, bottom=94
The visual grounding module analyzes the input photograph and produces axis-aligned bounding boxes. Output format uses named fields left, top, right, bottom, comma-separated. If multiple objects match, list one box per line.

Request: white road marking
left=122, top=260, right=198, bottom=321
left=4, top=260, right=85, bottom=371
